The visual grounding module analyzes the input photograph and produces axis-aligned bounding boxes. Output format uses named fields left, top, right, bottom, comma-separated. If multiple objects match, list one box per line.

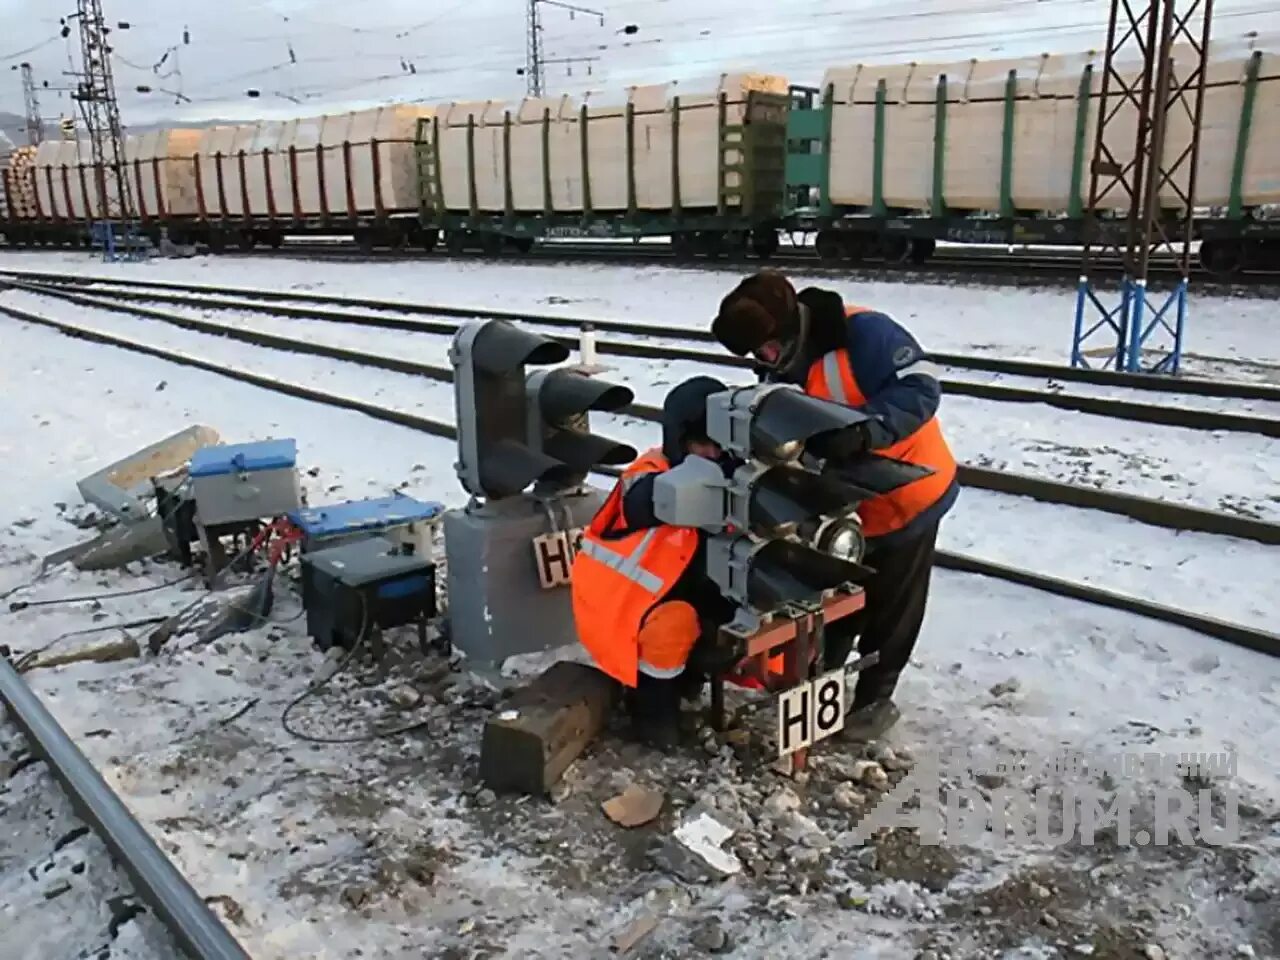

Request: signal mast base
left=442, top=489, right=604, bottom=665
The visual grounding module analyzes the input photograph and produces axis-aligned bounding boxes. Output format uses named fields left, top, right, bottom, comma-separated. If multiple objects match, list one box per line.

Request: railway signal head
left=451, top=319, right=637, bottom=500
left=654, top=384, right=928, bottom=614
left=526, top=368, right=637, bottom=491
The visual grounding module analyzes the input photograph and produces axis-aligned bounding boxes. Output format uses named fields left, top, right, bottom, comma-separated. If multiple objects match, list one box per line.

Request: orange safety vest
left=571, top=448, right=701, bottom=687
left=805, top=307, right=958, bottom=538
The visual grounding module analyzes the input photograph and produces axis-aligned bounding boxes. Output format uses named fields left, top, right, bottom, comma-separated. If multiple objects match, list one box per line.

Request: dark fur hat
left=711, top=270, right=799, bottom=356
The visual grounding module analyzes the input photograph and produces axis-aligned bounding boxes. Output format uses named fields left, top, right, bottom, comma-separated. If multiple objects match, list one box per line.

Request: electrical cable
left=7, top=573, right=197, bottom=612
left=0, top=36, right=60, bottom=63
left=279, top=593, right=434, bottom=745
left=12, top=614, right=172, bottom=673
left=6, top=478, right=195, bottom=613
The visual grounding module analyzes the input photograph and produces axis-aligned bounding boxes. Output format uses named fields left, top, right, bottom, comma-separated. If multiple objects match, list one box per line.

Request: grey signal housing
left=526, top=368, right=638, bottom=488
left=708, top=535, right=873, bottom=611
left=452, top=320, right=573, bottom=500
left=707, top=383, right=872, bottom=464
left=697, top=382, right=933, bottom=617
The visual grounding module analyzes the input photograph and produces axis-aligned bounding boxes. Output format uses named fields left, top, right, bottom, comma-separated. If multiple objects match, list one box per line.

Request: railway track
left=1, top=295, right=1276, bottom=660
left=10, top=276, right=1280, bottom=544
left=153, top=234, right=1280, bottom=290
left=8, top=271, right=1280, bottom=431
left=8, top=266, right=1280, bottom=404
left=9, top=239, right=1280, bottom=295
left=0, top=656, right=251, bottom=960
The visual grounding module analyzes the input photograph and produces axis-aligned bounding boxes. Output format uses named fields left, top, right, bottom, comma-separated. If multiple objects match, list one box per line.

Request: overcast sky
left=1, top=0, right=1273, bottom=127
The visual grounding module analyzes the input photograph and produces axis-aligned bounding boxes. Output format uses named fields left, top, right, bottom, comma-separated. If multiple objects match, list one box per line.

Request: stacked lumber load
left=2, top=145, right=39, bottom=219
left=822, top=39, right=1280, bottom=214
left=187, top=104, right=432, bottom=219
left=430, top=73, right=788, bottom=214
left=30, top=131, right=201, bottom=221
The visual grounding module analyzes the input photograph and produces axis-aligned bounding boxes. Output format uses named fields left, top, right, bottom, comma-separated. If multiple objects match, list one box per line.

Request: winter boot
left=842, top=699, right=901, bottom=743
left=631, top=674, right=683, bottom=752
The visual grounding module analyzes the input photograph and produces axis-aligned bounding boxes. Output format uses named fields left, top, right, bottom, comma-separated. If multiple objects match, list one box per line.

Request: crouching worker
left=571, top=376, right=738, bottom=750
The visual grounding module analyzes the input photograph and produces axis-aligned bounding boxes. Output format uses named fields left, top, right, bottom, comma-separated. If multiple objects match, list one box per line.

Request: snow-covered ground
left=2, top=253, right=1279, bottom=960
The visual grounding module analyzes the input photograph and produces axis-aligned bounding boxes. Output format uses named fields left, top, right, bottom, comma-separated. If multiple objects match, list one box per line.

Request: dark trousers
left=824, top=520, right=939, bottom=709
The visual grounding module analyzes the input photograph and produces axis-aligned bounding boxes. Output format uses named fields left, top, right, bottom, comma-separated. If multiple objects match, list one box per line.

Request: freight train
left=2, top=41, right=1277, bottom=275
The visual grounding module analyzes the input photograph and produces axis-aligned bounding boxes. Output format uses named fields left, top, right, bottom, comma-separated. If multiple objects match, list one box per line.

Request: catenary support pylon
left=18, top=63, right=43, bottom=145
left=66, top=0, right=143, bottom=260
left=523, top=0, right=603, bottom=97
left=1071, top=0, right=1213, bottom=375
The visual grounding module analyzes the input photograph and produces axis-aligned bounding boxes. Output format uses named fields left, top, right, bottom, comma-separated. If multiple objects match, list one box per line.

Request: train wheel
left=843, top=233, right=871, bottom=263
left=265, top=230, right=284, bottom=249
left=815, top=230, right=844, bottom=263
left=877, top=234, right=914, bottom=267
left=479, top=233, right=504, bottom=256
left=206, top=233, right=228, bottom=254
left=910, top=238, right=937, bottom=265
left=444, top=231, right=467, bottom=255
left=750, top=228, right=779, bottom=259
left=695, top=231, right=726, bottom=259
left=419, top=228, right=439, bottom=253
left=236, top=230, right=255, bottom=252
left=672, top=232, right=696, bottom=261
left=509, top=236, right=535, bottom=255
left=384, top=229, right=407, bottom=252
left=354, top=227, right=375, bottom=254
left=1199, top=239, right=1244, bottom=278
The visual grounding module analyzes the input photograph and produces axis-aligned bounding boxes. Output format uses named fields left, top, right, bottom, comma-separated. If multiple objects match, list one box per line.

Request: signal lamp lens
left=814, top=518, right=866, bottom=564
left=770, top=438, right=803, bottom=461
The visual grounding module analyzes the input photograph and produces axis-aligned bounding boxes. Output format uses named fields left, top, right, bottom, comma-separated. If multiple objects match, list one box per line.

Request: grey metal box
left=443, top=490, right=604, bottom=664
left=189, top=439, right=302, bottom=527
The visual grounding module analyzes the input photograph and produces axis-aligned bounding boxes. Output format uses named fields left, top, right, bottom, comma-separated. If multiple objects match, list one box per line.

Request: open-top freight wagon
left=784, top=40, right=1280, bottom=273
left=1, top=45, right=1277, bottom=274
left=0, top=105, right=432, bottom=252
left=0, top=74, right=790, bottom=258
left=413, top=74, right=789, bottom=257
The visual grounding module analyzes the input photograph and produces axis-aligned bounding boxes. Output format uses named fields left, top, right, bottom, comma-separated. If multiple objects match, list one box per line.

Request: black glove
left=717, top=454, right=745, bottom=478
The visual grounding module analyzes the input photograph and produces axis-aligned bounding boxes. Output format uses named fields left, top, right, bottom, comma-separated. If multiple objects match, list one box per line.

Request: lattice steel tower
left=525, top=0, right=546, bottom=96
left=524, top=0, right=603, bottom=97
left=1071, top=0, right=1214, bottom=374
left=67, top=0, right=138, bottom=244
left=19, top=63, right=43, bottom=145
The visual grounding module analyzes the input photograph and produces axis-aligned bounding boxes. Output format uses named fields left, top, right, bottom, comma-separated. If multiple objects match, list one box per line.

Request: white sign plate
left=775, top=669, right=847, bottom=758
left=532, top=527, right=585, bottom=589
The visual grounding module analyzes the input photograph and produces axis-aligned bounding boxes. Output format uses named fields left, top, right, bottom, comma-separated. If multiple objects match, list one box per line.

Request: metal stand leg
left=197, top=523, right=225, bottom=589
left=416, top=615, right=430, bottom=656
left=786, top=616, right=814, bottom=774
left=710, top=676, right=726, bottom=732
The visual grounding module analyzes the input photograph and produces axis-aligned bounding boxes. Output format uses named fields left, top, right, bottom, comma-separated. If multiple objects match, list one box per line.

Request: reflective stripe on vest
left=821, top=350, right=850, bottom=405
left=577, top=529, right=665, bottom=594
left=805, top=310, right=957, bottom=538
left=638, top=661, right=685, bottom=679
left=570, top=447, right=700, bottom=687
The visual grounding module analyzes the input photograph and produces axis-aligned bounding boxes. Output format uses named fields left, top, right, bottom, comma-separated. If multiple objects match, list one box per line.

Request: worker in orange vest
left=711, top=269, right=958, bottom=742
left=571, top=376, right=740, bottom=750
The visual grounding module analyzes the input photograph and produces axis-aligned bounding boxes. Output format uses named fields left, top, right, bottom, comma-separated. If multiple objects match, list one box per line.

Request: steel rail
left=932, top=552, right=1280, bottom=658
left=13, top=278, right=1280, bottom=441
left=0, top=656, right=252, bottom=960
left=6, top=266, right=1279, bottom=403
left=1, top=298, right=1276, bottom=660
